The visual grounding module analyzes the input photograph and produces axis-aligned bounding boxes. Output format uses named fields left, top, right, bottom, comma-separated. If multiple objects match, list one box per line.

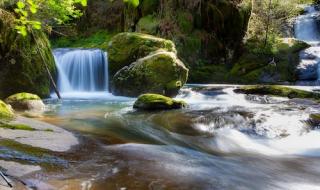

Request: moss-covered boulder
left=107, top=32, right=177, bottom=76
left=111, top=51, right=188, bottom=97
left=5, top=93, right=45, bottom=112
left=0, top=100, right=14, bottom=120
left=0, top=9, right=56, bottom=99
left=133, top=94, right=187, bottom=110
left=234, top=85, right=320, bottom=100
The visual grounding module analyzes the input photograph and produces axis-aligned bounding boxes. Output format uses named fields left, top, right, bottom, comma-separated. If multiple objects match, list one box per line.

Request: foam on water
left=295, top=5, right=320, bottom=82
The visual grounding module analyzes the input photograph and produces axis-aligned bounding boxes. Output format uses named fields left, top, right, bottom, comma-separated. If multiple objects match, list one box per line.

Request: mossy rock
left=5, top=93, right=45, bottom=112
left=0, top=9, right=56, bottom=99
left=234, top=85, right=320, bottom=100
left=107, top=32, right=177, bottom=76
left=136, top=15, right=160, bottom=35
left=0, top=100, right=14, bottom=120
left=6, top=93, right=41, bottom=102
left=111, top=51, right=188, bottom=97
left=133, top=94, right=187, bottom=110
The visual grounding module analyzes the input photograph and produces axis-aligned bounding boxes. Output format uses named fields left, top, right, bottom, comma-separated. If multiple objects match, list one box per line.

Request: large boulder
left=0, top=100, right=14, bottom=120
left=133, top=94, right=187, bottom=110
left=107, top=32, right=177, bottom=76
left=0, top=9, right=56, bottom=99
left=111, top=50, right=188, bottom=97
left=5, top=93, right=45, bottom=112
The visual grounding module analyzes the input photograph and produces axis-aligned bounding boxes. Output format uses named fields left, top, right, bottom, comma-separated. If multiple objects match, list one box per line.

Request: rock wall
left=0, top=9, right=56, bottom=98
left=80, top=0, right=252, bottom=82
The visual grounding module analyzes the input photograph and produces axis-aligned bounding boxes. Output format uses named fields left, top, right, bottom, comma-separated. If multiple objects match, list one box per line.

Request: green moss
left=0, top=123, right=35, bottom=131
left=137, top=15, right=160, bottom=35
left=177, top=11, right=193, bottom=33
left=5, top=92, right=41, bottom=102
left=231, top=37, right=310, bottom=83
left=0, top=138, right=49, bottom=157
left=51, top=30, right=116, bottom=51
left=111, top=51, right=188, bottom=97
left=133, top=93, right=187, bottom=110
left=189, top=64, right=229, bottom=83
left=107, top=32, right=177, bottom=76
left=235, top=85, right=320, bottom=100
left=0, top=9, right=55, bottom=99
left=0, top=100, right=14, bottom=120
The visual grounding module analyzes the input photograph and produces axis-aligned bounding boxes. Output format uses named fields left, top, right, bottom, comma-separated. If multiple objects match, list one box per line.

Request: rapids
left=14, top=85, right=320, bottom=190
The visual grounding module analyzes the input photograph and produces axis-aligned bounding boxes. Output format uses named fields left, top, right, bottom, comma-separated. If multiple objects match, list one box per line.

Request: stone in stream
left=133, top=94, right=187, bottom=110
left=108, top=32, right=188, bottom=97
left=5, top=93, right=45, bottom=113
left=112, top=50, right=188, bottom=97
left=107, top=32, right=177, bottom=76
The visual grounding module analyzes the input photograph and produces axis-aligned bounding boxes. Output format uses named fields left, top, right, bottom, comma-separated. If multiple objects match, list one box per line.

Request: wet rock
left=5, top=93, right=45, bottom=112
left=0, top=116, right=78, bottom=152
left=133, top=94, right=187, bottom=110
left=309, top=114, right=320, bottom=127
left=234, top=85, right=320, bottom=100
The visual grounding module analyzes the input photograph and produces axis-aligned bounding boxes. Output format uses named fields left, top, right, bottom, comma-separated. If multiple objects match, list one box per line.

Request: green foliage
left=13, top=0, right=88, bottom=36
left=51, top=30, right=116, bottom=50
left=123, top=0, right=139, bottom=7
left=0, top=9, right=56, bottom=98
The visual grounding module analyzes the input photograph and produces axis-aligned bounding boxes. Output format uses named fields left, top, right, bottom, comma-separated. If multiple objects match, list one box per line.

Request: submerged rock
left=0, top=100, right=14, bottom=120
left=133, top=94, right=187, bottom=110
left=107, top=32, right=177, bottom=76
left=112, top=51, right=188, bottom=97
left=5, top=93, right=45, bottom=112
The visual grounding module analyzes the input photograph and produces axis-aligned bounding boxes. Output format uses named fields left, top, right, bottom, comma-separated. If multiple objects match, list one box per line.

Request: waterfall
left=53, top=48, right=109, bottom=98
left=295, top=5, right=320, bottom=83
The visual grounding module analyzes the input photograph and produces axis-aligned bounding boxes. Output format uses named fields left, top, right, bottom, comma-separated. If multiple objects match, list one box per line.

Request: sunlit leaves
left=13, top=0, right=88, bottom=37
left=123, top=0, right=139, bottom=7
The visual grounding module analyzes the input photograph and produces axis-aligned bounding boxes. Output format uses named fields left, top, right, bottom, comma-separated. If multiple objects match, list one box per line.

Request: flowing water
left=295, top=5, right=320, bottom=83
left=7, top=15, right=320, bottom=189
left=53, top=48, right=110, bottom=98
left=11, top=85, right=319, bottom=190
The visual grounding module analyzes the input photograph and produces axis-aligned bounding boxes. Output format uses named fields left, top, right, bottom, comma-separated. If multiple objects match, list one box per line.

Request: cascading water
left=295, top=5, right=320, bottom=83
left=53, top=48, right=109, bottom=98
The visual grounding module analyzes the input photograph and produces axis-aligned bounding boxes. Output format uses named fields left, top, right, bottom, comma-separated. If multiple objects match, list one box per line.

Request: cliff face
left=79, top=0, right=251, bottom=82
left=0, top=9, right=56, bottom=98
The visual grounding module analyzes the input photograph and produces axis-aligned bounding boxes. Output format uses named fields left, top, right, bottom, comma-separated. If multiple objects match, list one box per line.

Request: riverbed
left=5, top=85, right=317, bottom=190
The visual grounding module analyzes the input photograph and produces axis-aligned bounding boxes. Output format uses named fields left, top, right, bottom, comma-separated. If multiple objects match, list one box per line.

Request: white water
left=53, top=48, right=110, bottom=98
left=295, top=5, right=320, bottom=82
left=177, top=86, right=320, bottom=157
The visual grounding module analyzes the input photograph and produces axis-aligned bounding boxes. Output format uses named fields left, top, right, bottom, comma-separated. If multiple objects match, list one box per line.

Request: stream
left=11, top=85, right=319, bottom=190
left=4, top=4, right=320, bottom=190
